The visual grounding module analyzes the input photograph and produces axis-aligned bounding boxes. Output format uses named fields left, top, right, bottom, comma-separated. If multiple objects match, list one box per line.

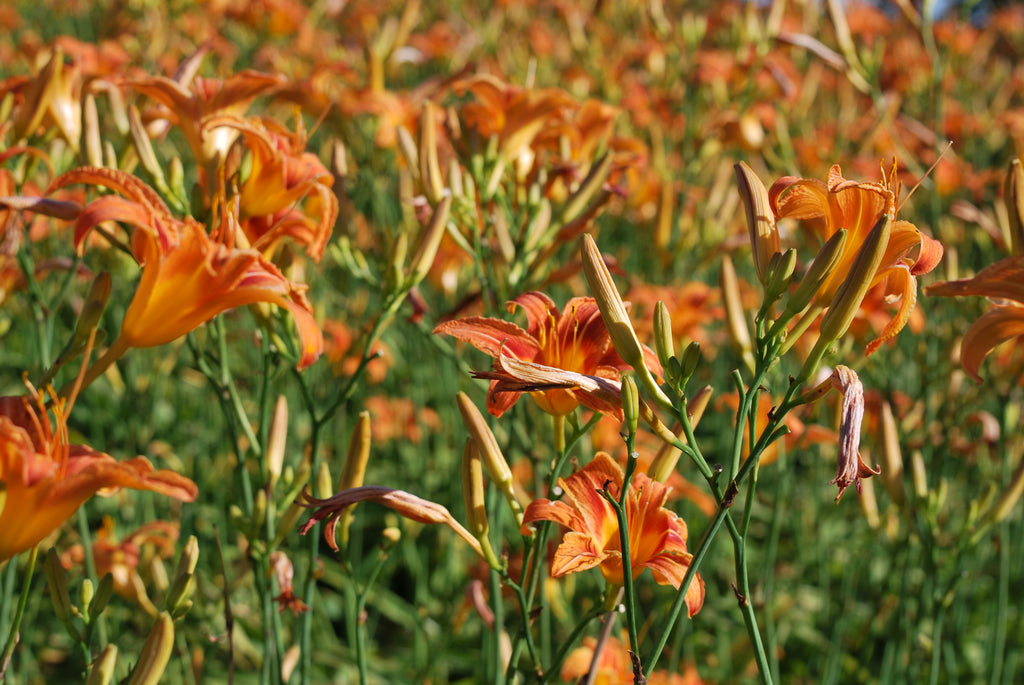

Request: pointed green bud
left=164, top=536, right=198, bottom=616
left=653, top=301, right=675, bottom=371
left=127, top=613, right=174, bottom=685
left=1005, top=158, right=1024, bottom=255
left=80, top=579, right=95, bottom=615
left=764, top=248, right=797, bottom=303
left=86, top=644, right=119, bottom=685
left=784, top=229, right=847, bottom=317
left=45, top=548, right=74, bottom=625
left=88, top=573, right=115, bottom=622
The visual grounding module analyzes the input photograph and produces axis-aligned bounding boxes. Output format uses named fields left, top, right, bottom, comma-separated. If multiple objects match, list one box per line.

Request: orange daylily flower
left=768, top=162, right=944, bottom=354
left=562, top=632, right=704, bottom=685
left=129, top=68, right=285, bottom=167
left=48, top=167, right=322, bottom=369
left=926, top=255, right=1024, bottom=382
left=210, top=114, right=338, bottom=262
left=61, top=516, right=179, bottom=616
left=0, top=388, right=197, bottom=563
left=453, top=74, right=573, bottom=171
left=434, top=291, right=658, bottom=418
left=521, top=453, right=704, bottom=617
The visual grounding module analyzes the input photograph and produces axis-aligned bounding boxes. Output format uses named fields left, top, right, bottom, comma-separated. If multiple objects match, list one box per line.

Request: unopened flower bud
left=562, top=153, right=613, bottom=226
left=910, top=450, right=929, bottom=500
left=1005, top=158, right=1024, bottom=255
left=265, top=395, right=288, bottom=490
left=764, top=248, right=797, bottom=303
left=45, top=548, right=74, bottom=625
left=581, top=234, right=644, bottom=368
left=81, top=579, right=95, bottom=615
left=408, top=195, right=452, bottom=287
left=653, top=301, right=675, bottom=371
left=461, top=439, right=501, bottom=569
left=819, top=213, right=892, bottom=345
left=340, top=411, right=371, bottom=492
left=396, top=125, right=418, bottom=173
left=83, top=94, right=103, bottom=168
left=386, top=232, right=408, bottom=293
left=164, top=536, right=198, bottom=617
left=800, top=214, right=891, bottom=380
left=126, top=613, right=175, bottom=685
left=457, top=392, right=523, bottom=526
left=86, top=645, right=119, bottom=685
left=878, top=401, right=906, bottom=507
left=128, top=104, right=166, bottom=189
left=419, top=102, right=445, bottom=204
left=88, top=573, right=115, bottom=622
left=735, top=161, right=781, bottom=284
left=720, top=255, right=754, bottom=373
left=784, top=229, right=848, bottom=317
left=316, top=462, right=333, bottom=500
left=982, top=458, right=1024, bottom=528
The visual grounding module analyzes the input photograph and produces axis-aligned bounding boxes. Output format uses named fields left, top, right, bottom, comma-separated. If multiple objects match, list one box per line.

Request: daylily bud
left=1005, top=158, right=1024, bottom=255
left=89, top=573, right=114, bottom=622
left=621, top=376, right=640, bottom=436
left=83, top=94, right=103, bottom=168
left=461, top=439, right=501, bottom=569
left=720, top=255, right=755, bottom=373
left=858, top=475, right=881, bottom=529
left=408, top=195, right=452, bottom=286
left=981, top=458, right=1024, bottom=528
left=339, top=412, right=371, bottom=490
left=653, top=301, right=675, bottom=371
left=910, top=450, right=928, bottom=501
left=456, top=392, right=524, bottom=526
left=581, top=234, right=645, bottom=369
left=784, top=229, right=848, bottom=317
left=45, top=548, right=74, bottom=625
left=800, top=214, right=891, bottom=380
left=128, top=104, right=166, bottom=188
left=735, top=161, right=781, bottom=284
left=448, top=157, right=464, bottom=198
left=562, top=153, right=613, bottom=225
left=878, top=400, right=906, bottom=507
left=265, top=395, right=288, bottom=490
left=77, top=272, right=112, bottom=338
left=126, top=613, right=174, bottom=685
left=679, top=342, right=702, bottom=381
left=167, top=156, right=185, bottom=199
left=274, top=499, right=307, bottom=550
left=764, top=248, right=797, bottom=303
left=86, top=644, right=119, bottom=685
left=316, top=463, right=333, bottom=500
left=819, top=213, right=892, bottom=345
left=81, top=579, right=94, bottom=615
left=386, top=232, right=408, bottom=293
left=396, top=125, right=419, bottom=175
left=164, top=536, right=198, bottom=617
left=419, top=102, right=445, bottom=204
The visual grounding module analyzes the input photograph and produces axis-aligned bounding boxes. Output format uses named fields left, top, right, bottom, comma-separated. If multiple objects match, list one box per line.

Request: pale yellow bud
left=734, top=161, right=780, bottom=284
left=1005, top=158, right=1024, bottom=255
left=126, top=613, right=174, bottom=685
left=456, top=392, right=523, bottom=526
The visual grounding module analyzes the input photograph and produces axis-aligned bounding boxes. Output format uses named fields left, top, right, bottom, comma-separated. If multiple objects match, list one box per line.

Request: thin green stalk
left=540, top=606, right=603, bottom=684
left=0, top=546, right=39, bottom=677
left=730, top=532, right=772, bottom=685
left=489, top=568, right=503, bottom=685
left=76, top=508, right=108, bottom=646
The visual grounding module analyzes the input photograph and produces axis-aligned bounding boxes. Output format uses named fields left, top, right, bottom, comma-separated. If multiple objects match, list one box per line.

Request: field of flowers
left=1, top=0, right=1023, bottom=683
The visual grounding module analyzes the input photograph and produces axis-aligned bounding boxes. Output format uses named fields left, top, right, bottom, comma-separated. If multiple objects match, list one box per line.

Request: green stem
left=0, top=546, right=39, bottom=676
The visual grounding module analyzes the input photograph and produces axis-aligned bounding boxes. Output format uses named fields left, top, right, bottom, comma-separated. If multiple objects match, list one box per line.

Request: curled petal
left=865, top=265, right=917, bottom=356
left=957, top=305, right=1024, bottom=383
left=299, top=486, right=483, bottom=559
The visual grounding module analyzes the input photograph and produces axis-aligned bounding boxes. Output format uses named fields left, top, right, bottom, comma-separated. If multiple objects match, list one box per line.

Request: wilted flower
left=0, top=386, right=197, bottom=563
left=926, top=255, right=1024, bottom=382
left=268, top=550, right=309, bottom=616
left=435, top=291, right=655, bottom=418
left=521, top=453, right=704, bottom=617
left=768, top=162, right=944, bottom=354
left=825, top=366, right=880, bottom=501
left=48, top=167, right=323, bottom=369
